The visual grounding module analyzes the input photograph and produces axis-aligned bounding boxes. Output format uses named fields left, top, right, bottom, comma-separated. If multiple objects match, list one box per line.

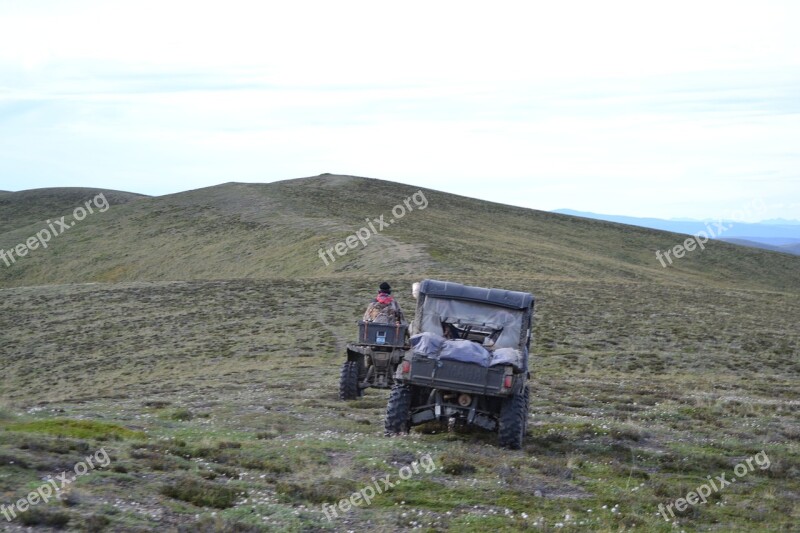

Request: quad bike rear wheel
left=339, top=360, right=361, bottom=400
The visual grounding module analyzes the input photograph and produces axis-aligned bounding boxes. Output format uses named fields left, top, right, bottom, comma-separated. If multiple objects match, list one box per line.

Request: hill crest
left=1, top=175, right=798, bottom=292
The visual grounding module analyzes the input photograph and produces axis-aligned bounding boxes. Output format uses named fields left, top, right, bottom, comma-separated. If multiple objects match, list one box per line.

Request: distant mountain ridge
left=553, top=209, right=800, bottom=255
left=718, top=238, right=800, bottom=256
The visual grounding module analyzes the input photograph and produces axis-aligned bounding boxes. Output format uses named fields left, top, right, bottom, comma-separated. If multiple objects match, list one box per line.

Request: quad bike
left=339, top=321, right=409, bottom=400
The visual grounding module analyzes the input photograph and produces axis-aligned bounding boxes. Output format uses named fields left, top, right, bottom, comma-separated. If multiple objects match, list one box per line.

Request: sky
left=1, top=1, right=799, bottom=221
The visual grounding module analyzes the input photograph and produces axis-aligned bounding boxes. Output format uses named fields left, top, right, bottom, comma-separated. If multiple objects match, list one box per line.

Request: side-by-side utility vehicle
left=385, top=279, right=534, bottom=449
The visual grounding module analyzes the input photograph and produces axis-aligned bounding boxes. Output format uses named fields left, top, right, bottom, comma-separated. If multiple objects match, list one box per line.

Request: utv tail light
left=401, top=361, right=411, bottom=373
left=503, top=375, right=513, bottom=389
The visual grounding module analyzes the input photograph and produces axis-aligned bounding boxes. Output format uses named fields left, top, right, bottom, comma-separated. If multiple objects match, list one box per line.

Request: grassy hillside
left=0, top=278, right=797, bottom=531
left=0, top=187, right=147, bottom=235
left=0, top=175, right=798, bottom=531
left=1, top=175, right=799, bottom=292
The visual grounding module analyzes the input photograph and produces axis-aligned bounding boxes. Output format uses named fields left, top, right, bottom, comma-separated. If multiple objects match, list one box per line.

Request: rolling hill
left=1, top=175, right=799, bottom=291
left=0, top=187, right=147, bottom=235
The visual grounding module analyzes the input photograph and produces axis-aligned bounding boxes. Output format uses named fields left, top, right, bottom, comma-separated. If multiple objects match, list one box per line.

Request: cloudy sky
left=1, top=1, right=798, bottom=221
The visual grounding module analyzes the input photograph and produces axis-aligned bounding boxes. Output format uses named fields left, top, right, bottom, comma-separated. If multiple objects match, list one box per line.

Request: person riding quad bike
left=363, top=282, right=405, bottom=324
left=340, top=282, right=409, bottom=400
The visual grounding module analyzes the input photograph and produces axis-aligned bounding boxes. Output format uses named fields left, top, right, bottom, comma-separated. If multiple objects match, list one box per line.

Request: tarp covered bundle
left=410, top=333, right=524, bottom=371
left=489, top=347, right=523, bottom=370
left=409, top=331, right=445, bottom=356
left=440, top=339, right=492, bottom=367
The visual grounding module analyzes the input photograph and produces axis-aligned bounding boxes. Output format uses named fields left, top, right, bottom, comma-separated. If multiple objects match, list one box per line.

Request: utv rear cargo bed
left=407, top=353, right=511, bottom=397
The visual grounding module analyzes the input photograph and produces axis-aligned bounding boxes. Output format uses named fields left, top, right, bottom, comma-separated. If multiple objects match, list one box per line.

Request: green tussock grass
left=161, top=475, right=245, bottom=509
left=3, top=418, right=145, bottom=440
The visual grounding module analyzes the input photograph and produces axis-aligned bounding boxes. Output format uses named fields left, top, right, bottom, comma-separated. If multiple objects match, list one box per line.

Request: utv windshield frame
left=413, top=279, right=534, bottom=355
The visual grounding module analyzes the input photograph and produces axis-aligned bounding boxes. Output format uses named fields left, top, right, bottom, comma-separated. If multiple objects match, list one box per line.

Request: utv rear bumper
left=410, top=395, right=499, bottom=431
